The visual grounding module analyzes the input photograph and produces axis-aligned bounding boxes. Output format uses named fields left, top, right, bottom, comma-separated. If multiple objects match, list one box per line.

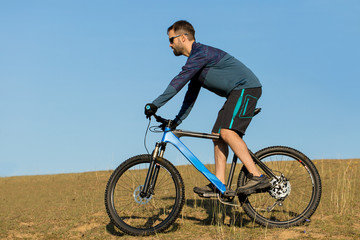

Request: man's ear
left=181, top=34, right=187, bottom=42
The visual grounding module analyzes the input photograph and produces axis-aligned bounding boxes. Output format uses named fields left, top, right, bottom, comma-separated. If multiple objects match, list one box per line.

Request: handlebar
left=150, top=114, right=174, bottom=131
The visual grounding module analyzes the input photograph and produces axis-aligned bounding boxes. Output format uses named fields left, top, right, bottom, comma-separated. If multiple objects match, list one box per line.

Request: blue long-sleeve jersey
left=152, top=42, right=261, bottom=123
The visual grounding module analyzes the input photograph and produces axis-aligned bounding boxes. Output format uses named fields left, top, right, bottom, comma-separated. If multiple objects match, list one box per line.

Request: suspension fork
left=140, top=142, right=166, bottom=198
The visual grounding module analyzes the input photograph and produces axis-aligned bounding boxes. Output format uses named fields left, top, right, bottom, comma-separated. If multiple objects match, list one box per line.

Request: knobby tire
left=104, top=154, right=185, bottom=236
left=237, top=146, right=322, bottom=228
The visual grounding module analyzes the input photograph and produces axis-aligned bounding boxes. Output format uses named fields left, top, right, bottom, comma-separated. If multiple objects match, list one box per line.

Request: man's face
left=168, top=29, right=184, bottom=56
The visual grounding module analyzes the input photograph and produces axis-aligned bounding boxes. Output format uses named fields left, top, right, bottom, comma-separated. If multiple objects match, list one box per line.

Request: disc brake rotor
left=133, top=185, right=152, bottom=205
left=269, top=175, right=291, bottom=200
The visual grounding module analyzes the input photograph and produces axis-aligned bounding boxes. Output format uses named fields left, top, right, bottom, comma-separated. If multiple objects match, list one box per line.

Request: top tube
left=171, top=129, right=220, bottom=140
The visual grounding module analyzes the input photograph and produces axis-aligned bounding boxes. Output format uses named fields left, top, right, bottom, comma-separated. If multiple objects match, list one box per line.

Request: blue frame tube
left=161, top=127, right=227, bottom=193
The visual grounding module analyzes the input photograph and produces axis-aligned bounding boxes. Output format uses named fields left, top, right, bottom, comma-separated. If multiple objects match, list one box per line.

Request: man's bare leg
left=193, top=128, right=264, bottom=195
left=220, top=128, right=261, bottom=177
left=220, top=128, right=271, bottom=195
left=213, top=136, right=228, bottom=184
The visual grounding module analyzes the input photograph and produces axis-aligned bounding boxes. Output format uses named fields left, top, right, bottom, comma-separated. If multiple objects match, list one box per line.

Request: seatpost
left=226, top=154, right=238, bottom=189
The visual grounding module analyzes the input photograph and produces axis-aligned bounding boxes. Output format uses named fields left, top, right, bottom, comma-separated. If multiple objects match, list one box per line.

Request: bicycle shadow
left=106, top=221, right=181, bottom=236
left=105, top=222, right=125, bottom=237
left=105, top=197, right=261, bottom=237
left=184, top=198, right=256, bottom=228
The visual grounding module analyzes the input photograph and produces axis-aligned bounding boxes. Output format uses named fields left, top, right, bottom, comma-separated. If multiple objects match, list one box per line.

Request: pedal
left=197, top=192, right=219, bottom=198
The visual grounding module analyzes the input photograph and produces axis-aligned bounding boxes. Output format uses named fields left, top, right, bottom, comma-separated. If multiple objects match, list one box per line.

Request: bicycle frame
left=141, top=125, right=277, bottom=197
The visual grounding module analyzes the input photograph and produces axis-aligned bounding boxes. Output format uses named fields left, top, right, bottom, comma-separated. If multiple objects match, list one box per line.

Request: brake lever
left=153, top=114, right=166, bottom=123
left=152, top=114, right=169, bottom=131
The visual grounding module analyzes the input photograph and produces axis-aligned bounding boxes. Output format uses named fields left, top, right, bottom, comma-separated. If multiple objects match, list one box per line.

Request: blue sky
left=1, top=1, right=359, bottom=177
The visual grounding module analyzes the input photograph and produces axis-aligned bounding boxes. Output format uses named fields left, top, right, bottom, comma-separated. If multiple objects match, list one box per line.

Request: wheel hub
left=133, top=185, right=152, bottom=204
left=269, top=175, right=291, bottom=200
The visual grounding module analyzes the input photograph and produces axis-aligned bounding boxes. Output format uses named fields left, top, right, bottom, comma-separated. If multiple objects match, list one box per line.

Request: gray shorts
left=212, top=87, right=262, bottom=136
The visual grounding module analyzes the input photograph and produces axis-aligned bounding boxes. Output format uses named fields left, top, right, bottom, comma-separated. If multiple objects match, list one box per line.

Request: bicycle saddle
left=254, top=108, right=261, bottom=116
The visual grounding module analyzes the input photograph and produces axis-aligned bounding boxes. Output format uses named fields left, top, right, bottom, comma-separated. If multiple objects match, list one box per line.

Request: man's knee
left=212, top=132, right=224, bottom=145
left=220, top=128, right=244, bottom=142
left=220, top=128, right=234, bottom=138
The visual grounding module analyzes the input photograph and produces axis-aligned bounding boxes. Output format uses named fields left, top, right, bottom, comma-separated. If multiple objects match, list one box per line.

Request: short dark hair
left=167, top=20, right=195, bottom=41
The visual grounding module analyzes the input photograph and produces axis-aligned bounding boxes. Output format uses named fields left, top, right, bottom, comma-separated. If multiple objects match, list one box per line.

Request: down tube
left=161, top=130, right=226, bottom=193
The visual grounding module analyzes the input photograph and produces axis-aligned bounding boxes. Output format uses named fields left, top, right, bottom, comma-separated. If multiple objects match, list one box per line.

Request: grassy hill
left=1, top=159, right=359, bottom=239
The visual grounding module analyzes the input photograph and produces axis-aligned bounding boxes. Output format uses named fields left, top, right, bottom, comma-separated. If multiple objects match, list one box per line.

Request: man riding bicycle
left=145, top=20, right=270, bottom=195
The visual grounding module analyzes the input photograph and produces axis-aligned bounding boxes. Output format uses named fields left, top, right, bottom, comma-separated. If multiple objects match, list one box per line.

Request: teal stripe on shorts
left=229, top=89, right=244, bottom=129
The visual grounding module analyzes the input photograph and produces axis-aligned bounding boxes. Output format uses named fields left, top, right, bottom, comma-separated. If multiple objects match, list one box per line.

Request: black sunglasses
left=169, top=33, right=188, bottom=44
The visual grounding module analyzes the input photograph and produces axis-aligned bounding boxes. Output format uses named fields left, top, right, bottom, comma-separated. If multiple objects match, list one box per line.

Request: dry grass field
left=1, top=159, right=359, bottom=239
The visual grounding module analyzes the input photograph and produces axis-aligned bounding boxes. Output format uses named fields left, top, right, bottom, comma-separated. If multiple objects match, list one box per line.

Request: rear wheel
left=105, top=154, right=185, bottom=236
left=238, top=146, right=322, bottom=227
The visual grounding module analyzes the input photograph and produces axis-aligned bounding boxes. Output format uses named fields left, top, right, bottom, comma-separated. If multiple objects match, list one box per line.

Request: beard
left=173, top=49, right=182, bottom=56
left=172, top=46, right=183, bottom=56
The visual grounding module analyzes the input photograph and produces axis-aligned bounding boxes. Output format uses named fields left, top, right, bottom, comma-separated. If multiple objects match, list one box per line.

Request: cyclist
left=145, top=20, right=270, bottom=195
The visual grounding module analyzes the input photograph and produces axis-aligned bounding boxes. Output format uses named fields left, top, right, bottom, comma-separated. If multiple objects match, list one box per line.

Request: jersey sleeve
left=174, top=79, right=202, bottom=124
left=152, top=47, right=208, bottom=108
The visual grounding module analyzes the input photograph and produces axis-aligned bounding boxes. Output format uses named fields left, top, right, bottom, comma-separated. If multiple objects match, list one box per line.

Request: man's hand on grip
left=144, top=103, right=158, bottom=118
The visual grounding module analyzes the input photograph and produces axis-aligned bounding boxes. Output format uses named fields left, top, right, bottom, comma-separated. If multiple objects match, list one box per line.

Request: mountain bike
left=104, top=108, right=322, bottom=236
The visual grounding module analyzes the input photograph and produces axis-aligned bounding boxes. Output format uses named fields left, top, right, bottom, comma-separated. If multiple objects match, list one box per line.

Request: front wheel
left=105, top=154, right=185, bottom=236
left=238, top=146, right=322, bottom=228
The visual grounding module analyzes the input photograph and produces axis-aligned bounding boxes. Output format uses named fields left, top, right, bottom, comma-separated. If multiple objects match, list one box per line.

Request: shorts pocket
left=239, top=94, right=258, bottom=118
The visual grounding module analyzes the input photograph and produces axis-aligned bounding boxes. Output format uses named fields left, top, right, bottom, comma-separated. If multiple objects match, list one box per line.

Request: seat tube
left=226, top=154, right=238, bottom=189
